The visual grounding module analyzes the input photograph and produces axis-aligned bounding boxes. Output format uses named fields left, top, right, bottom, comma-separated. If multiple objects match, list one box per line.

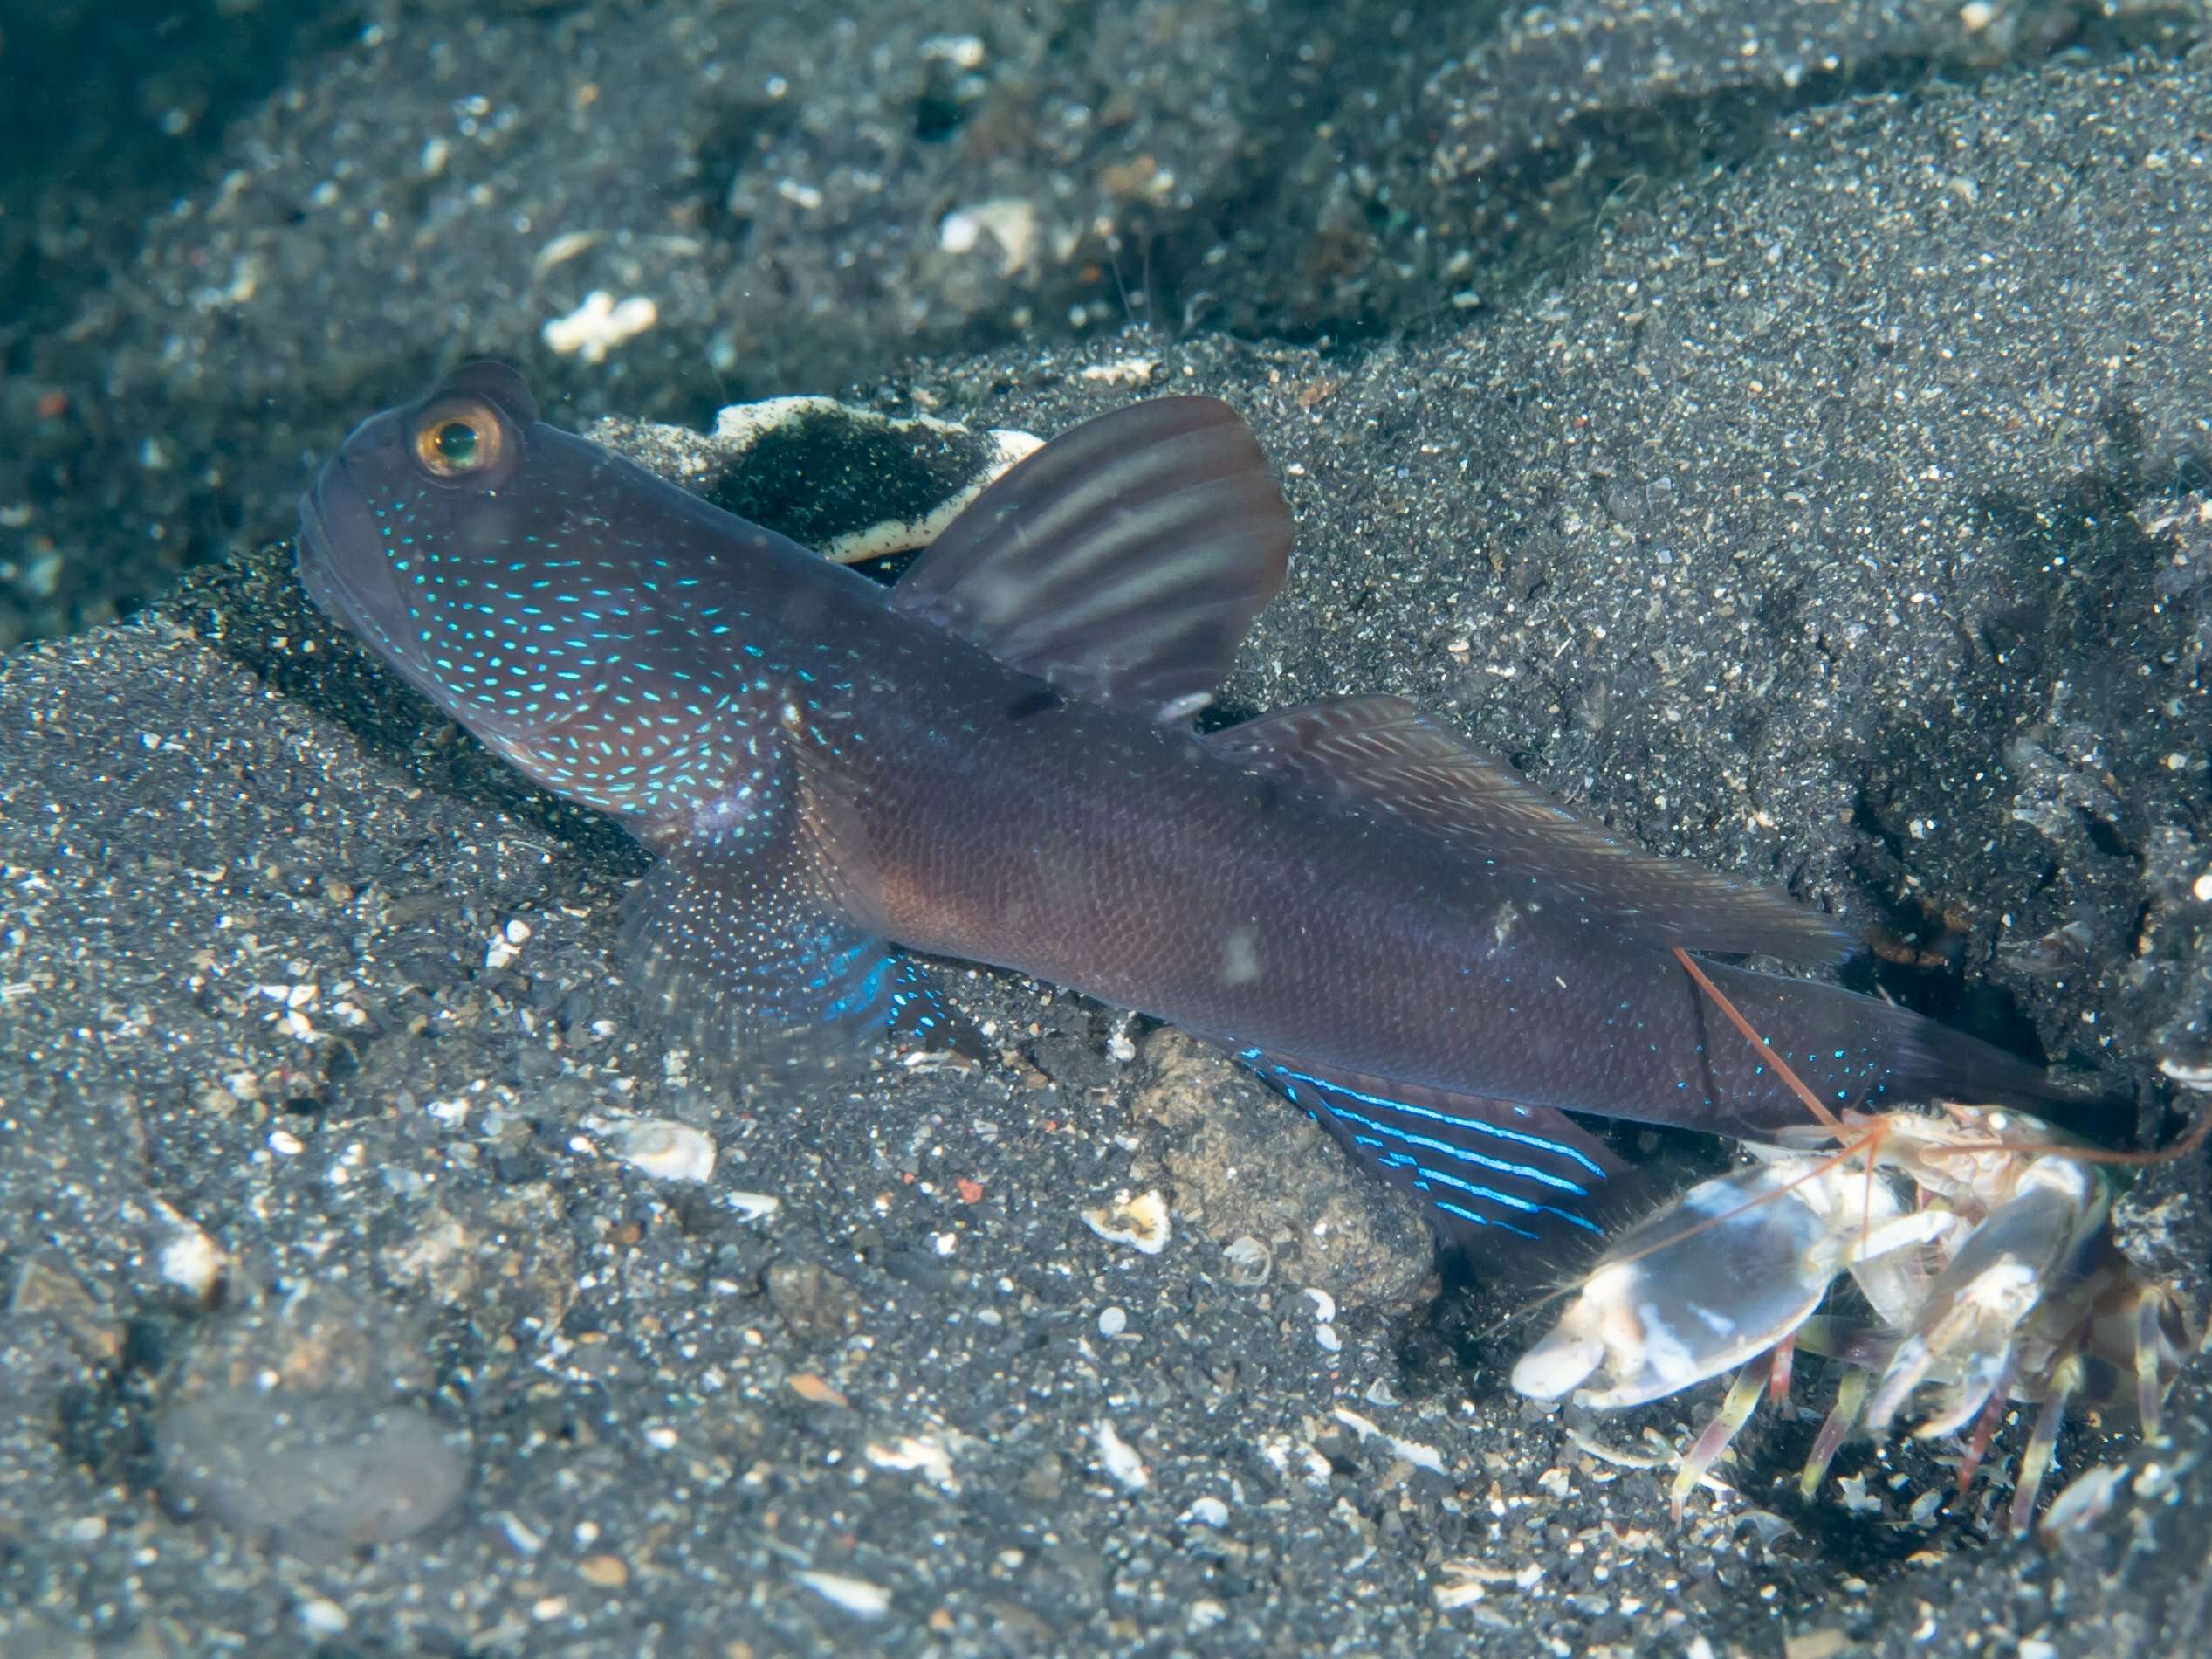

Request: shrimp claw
left=1512, top=1105, right=2194, bottom=1531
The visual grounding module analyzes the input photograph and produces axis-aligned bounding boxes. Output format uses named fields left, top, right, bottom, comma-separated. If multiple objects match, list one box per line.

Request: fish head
left=297, top=360, right=643, bottom=742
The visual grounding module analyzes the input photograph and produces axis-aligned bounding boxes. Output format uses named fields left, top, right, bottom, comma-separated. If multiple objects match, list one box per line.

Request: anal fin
left=1240, top=1050, right=1650, bottom=1264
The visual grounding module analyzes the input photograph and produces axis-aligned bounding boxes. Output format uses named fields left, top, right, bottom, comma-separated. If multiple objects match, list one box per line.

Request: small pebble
left=1097, top=1306, right=1127, bottom=1337
left=795, top=1570, right=890, bottom=1620
left=157, top=1228, right=226, bottom=1301
left=1095, top=1420, right=1150, bottom=1490
left=296, top=1597, right=349, bottom=1636
left=920, top=31, right=986, bottom=67
left=788, top=1373, right=849, bottom=1408
left=578, top=1553, right=629, bottom=1589
left=592, top=1117, right=716, bottom=1184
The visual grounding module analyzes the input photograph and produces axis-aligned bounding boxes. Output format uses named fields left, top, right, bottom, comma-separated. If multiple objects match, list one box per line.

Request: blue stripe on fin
left=1434, top=1201, right=1540, bottom=1243
left=1319, top=1105, right=1601, bottom=1233
left=1236, top=1049, right=1651, bottom=1264
left=617, top=826, right=979, bottom=1104
left=1306, top=1098, right=1592, bottom=1197
left=1336, top=1123, right=1602, bottom=1234
left=1262, top=1064, right=1607, bottom=1179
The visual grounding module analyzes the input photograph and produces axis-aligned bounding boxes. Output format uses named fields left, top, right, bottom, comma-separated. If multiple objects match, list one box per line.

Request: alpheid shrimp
left=1512, top=950, right=2202, bottom=1532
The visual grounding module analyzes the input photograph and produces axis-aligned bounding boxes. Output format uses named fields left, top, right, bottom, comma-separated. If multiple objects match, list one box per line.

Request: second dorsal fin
left=892, top=396, right=1292, bottom=717
left=1205, top=696, right=1858, bottom=961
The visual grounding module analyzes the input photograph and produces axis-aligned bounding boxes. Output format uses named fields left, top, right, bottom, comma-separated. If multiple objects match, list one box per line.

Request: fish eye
left=411, top=397, right=505, bottom=479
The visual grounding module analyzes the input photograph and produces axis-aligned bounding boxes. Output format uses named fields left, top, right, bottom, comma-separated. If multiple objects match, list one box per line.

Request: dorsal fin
left=1205, top=696, right=1857, bottom=961
left=892, top=396, right=1292, bottom=717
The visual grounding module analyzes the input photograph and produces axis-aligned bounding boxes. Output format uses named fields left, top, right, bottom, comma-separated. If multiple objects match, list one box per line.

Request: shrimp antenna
left=1474, top=958, right=1889, bottom=1342
left=1671, top=947, right=1846, bottom=1135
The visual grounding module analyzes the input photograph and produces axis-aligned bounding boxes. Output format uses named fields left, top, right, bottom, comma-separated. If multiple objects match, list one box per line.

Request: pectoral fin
left=619, top=812, right=970, bottom=1099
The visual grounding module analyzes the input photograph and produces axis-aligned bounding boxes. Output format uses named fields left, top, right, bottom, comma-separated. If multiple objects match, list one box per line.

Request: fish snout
left=297, top=451, right=415, bottom=656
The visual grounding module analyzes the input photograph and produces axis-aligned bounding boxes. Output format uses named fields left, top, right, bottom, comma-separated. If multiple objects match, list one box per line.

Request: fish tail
left=1688, top=960, right=2118, bottom=1140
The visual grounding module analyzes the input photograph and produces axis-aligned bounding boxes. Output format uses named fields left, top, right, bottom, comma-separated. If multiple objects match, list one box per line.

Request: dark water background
left=3, top=0, right=2195, bottom=648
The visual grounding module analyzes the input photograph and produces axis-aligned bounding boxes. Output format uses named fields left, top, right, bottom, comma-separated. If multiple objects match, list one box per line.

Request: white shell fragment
left=865, top=1435, right=958, bottom=1491
left=709, top=396, right=1041, bottom=563
left=1260, top=1433, right=1334, bottom=1488
left=723, top=1190, right=782, bottom=1222
left=1332, top=1407, right=1446, bottom=1475
left=2160, top=1056, right=2212, bottom=1089
left=793, top=1570, right=891, bottom=1620
left=1095, top=1420, right=1150, bottom=1490
left=1222, top=1235, right=1272, bottom=1286
left=1082, top=1189, right=1171, bottom=1255
left=1306, top=1284, right=1343, bottom=1348
left=589, top=1117, right=717, bottom=1184
left=484, top=915, right=533, bottom=972
left=542, top=290, right=660, bottom=365
left=156, top=1226, right=227, bottom=1302
left=1434, top=1559, right=1520, bottom=1609
left=938, top=196, right=1039, bottom=275
left=1081, top=357, right=1159, bottom=386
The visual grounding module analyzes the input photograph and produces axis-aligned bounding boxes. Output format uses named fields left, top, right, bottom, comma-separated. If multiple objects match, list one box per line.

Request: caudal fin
left=1690, top=960, right=2121, bottom=1141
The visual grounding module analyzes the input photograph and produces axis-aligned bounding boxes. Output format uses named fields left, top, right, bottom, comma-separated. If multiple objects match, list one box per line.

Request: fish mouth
left=297, top=453, right=418, bottom=671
